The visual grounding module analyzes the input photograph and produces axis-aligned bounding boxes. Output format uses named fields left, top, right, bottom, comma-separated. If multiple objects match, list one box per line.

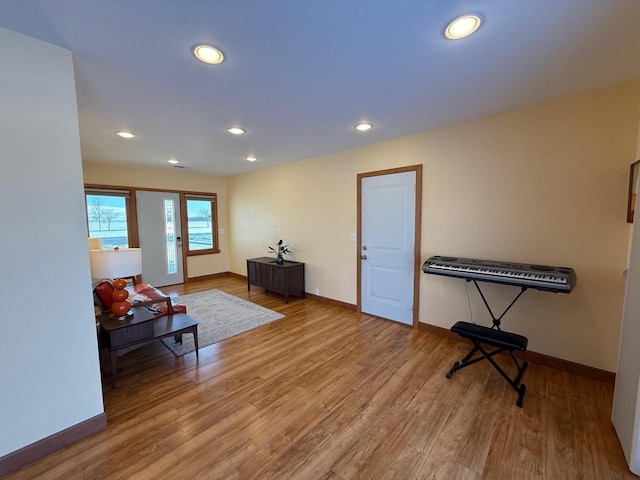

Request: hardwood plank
left=449, top=463, right=479, bottom=480
left=4, top=275, right=636, bottom=480
left=545, top=369, right=581, bottom=480
left=330, top=348, right=438, bottom=478
left=376, top=402, right=452, bottom=479
left=482, top=408, right=524, bottom=479
left=410, top=385, right=484, bottom=478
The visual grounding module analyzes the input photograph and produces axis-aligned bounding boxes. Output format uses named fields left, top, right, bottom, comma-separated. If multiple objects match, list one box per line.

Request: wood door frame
left=356, top=164, right=422, bottom=328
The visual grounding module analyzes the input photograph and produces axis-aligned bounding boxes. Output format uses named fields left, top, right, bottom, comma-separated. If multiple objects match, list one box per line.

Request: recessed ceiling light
left=445, top=15, right=481, bottom=40
left=245, top=156, right=257, bottom=162
left=227, top=127, right=245, bottom=135
left=115, top=131, right=135, bottom=139
left=355, top=122, right=373, bottom=132
left=192, top=44, right=224, bottom=64
left=168, top=158, right=179, bottom=164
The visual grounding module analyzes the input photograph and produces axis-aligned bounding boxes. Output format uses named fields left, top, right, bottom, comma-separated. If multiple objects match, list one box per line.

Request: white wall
left=0, top=27, right=104, bottom=457
left=228, top=81, right=640, bottom=372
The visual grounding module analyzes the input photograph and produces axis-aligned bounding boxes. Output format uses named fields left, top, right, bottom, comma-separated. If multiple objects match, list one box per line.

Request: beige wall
left=82, top=162, right=230, bottom=278
left=228, top=81, right=640, bottom=371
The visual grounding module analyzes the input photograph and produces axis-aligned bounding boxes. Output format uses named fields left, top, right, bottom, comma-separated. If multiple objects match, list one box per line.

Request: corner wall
left=228, top=81, right=640, bottom=371
left=0, top=27, right=104, bottom=458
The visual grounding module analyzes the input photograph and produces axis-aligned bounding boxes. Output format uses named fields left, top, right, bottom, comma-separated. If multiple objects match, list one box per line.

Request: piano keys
left=422, top=255, right=576, bottom=293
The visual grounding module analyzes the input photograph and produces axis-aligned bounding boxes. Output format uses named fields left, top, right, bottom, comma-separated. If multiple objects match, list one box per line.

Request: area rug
left=160, top=289, right=284, bottom=356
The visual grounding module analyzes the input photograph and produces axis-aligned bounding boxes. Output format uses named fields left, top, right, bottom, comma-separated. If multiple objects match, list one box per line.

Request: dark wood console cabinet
left=246, top=257, right=305, bottom=303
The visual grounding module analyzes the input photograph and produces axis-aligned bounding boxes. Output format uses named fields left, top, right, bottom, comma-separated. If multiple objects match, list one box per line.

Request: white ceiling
left=1, top=1, right=640, bottom=176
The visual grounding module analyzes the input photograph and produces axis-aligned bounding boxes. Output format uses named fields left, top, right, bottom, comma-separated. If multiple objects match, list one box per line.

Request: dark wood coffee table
left=98, top=304, right=198, bottom=388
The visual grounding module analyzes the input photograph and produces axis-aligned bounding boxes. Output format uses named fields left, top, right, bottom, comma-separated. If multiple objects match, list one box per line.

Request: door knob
left=360, top=255, right=367, bottom=260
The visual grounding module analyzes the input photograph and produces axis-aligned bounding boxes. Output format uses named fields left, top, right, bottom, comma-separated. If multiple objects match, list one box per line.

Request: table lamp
left=89, top=247, right=142, bottom=318
left=87, top=237, right=102, bottom=250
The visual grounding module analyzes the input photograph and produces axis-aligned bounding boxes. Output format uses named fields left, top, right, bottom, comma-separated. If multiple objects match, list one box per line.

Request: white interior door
left=136, top=190, right=184, bottom=287
left=612, top=172, right=640, bottom=475
left=360, top=171, right=416, bottom=325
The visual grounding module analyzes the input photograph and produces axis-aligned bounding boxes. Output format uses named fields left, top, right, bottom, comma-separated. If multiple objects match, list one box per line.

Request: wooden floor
left=7, top=275, right=636, bottom=479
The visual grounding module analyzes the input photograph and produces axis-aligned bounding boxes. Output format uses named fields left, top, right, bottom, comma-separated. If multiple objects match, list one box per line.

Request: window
left=185, top=194, right=218, bottom=254
left=164, top=199, right=178, bottom=274
left=85, top=188, right=132, bottom=249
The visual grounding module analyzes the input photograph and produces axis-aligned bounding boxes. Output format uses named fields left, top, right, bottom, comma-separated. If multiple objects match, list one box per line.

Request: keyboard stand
left=448, top=280, right=529, bottom=406
left=471, top=279, right=527, bottom=330
left=459, top=280, right=526, bottom=361
left=447, top=321, right=528, bottom=406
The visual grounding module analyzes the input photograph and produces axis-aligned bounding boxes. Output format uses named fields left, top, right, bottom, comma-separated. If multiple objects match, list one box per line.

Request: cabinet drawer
left=108, top=322, right=154, bottom=348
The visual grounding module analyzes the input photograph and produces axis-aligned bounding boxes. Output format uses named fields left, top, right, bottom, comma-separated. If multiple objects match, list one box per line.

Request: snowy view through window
left=86, top=195, right=129, bottom=249
left=86, top=195, right=213, bottom=251
left=186, top=199, right=214, bottom=250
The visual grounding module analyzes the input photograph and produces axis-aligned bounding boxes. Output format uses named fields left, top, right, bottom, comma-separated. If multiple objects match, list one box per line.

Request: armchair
left=93, top=281, right=186, bottom=317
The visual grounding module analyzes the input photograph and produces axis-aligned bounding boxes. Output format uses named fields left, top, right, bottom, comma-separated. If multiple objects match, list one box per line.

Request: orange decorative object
left=111, top=289, right=129, bottom=302
left=110, top=278, right=131, bottom=318
left=111, top=300, right=131, bottom=317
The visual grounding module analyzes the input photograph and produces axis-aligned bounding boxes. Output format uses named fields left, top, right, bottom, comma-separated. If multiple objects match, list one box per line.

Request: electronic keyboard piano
left=422, top=255, right=576, bottom=293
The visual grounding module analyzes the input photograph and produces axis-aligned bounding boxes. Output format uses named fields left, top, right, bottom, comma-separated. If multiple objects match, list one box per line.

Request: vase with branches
left=268, top=239, right=291, bottom=264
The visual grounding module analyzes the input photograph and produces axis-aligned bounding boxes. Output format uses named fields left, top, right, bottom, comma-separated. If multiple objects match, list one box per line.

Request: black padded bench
left=447, top=321, right=529, bottom=407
